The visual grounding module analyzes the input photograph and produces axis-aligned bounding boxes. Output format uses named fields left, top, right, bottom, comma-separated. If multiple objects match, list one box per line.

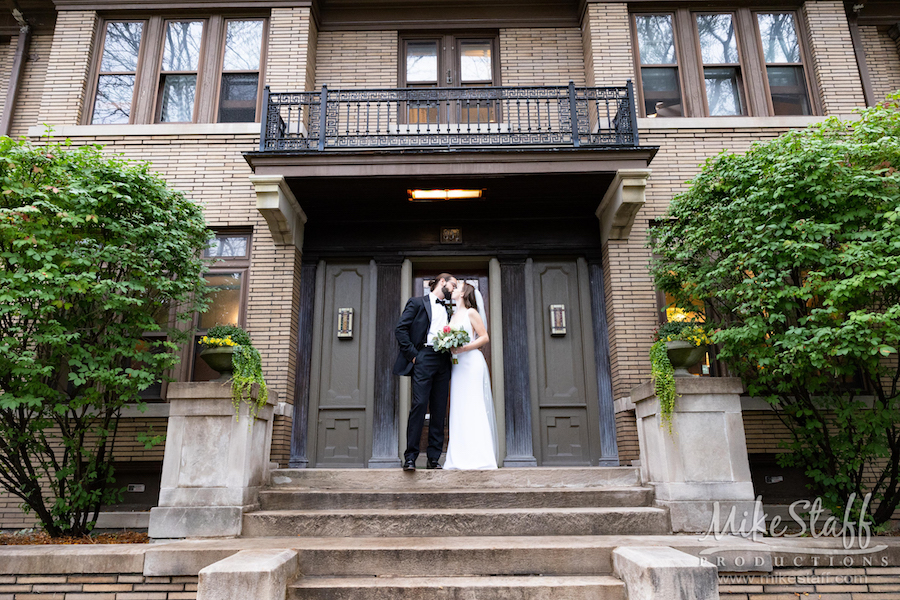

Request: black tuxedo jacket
left=394, top=295, right=441, bottom=376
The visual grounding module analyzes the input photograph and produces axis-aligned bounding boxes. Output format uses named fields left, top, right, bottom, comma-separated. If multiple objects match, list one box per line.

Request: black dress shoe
left=402, top=460, right=416, bottom=471
left=426, top=460, right=442, bottom=469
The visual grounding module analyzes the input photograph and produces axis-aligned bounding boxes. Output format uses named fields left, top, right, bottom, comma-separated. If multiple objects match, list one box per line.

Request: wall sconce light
left=408, top=189, right=484, bottom=202
left=549, top=304, right=567, bottom=336
left=337, top=308, right=354, bottom=339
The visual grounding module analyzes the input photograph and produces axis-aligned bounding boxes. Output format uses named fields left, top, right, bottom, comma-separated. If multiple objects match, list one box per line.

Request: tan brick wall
left=615, top=410, right=640, bottom=465
left=861, top=25, right=900, bottom=103
left=0, top=38, right=13, bottom=114
left=0, top=416, right=168, bottom=529
left=9, top=34, right=53, bottom=137
left=315, top=31, right=397, bottom=88
left=719, top=566, right=900, bottom=598
left=609, top=125, right=791, bottom=401
left=499, top=28, right=585, bottom=87
left=802, top=0, right=866, bottom=115
left=742, top=411, right=793, bottom=454
left=266, top=7, right=317, bottom=92
left=37, top=11, right=96, bottom=126
left=0, top=574, right=197, bottom=599
left=608, top=124, right=801, bottom=460
left=581, top=3, right=635, bottom=88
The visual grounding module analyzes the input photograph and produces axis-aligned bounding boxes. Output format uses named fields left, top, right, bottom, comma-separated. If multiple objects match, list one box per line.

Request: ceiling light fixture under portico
left=408, top=189, right=484, bottom=202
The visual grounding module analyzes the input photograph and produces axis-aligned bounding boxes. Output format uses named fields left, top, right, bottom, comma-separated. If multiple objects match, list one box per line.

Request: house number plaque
left=549, top=304, right=567, bottom=336
left=337, top=308, right=354, bottom=339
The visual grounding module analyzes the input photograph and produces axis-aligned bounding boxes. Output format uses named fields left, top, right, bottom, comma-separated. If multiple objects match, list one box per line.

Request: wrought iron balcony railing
left=258, top=81, right=639, bottom=152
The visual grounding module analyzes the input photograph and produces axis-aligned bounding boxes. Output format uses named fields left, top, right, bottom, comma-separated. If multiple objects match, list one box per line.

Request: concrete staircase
left=239, top=467, right=672, bottom=598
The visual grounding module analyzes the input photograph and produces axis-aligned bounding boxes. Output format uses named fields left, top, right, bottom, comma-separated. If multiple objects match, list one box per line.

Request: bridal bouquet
left=433, top=325, right=471, bottom=364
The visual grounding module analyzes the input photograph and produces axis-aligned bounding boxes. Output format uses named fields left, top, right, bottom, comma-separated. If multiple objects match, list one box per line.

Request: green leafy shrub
left=0, top=136, right=211, bottom=536
left=649, top=93, right=900, bottom=525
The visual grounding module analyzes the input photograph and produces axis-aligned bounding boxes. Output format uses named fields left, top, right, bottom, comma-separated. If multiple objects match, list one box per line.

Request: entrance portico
left=245, top=81, right=656, bottom=469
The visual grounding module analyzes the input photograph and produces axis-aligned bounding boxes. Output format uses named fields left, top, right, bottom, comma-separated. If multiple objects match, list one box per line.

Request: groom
left=394, top=273, right=458, bottom=471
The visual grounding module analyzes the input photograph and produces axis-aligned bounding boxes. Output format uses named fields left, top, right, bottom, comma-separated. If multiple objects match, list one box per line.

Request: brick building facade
left=0, top=0, right=898, bottom=528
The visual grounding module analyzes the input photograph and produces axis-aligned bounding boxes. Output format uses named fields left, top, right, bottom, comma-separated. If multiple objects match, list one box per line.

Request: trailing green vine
left=203, top=324, right=268, bottom=424
left=232, top=343, right=268, bottom=423
left=649, top=340, right=677, bottom=434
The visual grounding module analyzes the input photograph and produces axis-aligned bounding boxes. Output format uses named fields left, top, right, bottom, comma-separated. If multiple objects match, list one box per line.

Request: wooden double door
left=302, top=258, right=613, bottom=467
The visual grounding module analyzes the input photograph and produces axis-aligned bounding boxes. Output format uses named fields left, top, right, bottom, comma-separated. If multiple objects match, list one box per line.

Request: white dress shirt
left=425, top=292, right=449, bottom=346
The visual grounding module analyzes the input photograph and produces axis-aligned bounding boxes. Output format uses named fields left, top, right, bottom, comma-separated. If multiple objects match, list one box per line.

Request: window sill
left=636, top=115, right=856, bottom=130
left=27, top=122, right=261, bottom=138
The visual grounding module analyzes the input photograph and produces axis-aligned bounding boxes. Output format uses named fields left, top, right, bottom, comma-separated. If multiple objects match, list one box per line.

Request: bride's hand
left=451, top=345, right=467, bottom=355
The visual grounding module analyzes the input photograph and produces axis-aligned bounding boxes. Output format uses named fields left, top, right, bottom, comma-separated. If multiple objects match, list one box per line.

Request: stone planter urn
left=665, top=341, right=706, bottom=377
left=199, top=346, right=235, bottom=382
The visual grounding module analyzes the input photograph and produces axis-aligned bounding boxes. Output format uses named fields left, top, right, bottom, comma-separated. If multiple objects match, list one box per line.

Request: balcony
left=257, top=81, right=640, bottom=153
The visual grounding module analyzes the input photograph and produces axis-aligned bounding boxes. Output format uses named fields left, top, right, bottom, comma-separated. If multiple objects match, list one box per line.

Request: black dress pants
left=405, top=348, right=451, bottom=463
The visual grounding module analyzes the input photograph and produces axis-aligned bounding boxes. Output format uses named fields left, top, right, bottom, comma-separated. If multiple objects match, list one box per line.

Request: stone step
left=258, top=486, right=653, bottom=511
left=269, top=467, right=641, bottom=490
left=242, top=507, right=670, bottom=538
left=290, top=536, right=624, bottom=577
left=289, top=575, right=626, bottom=600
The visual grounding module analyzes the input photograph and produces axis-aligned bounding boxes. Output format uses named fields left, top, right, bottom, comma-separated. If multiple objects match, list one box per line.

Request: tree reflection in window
left=92, top=22, right=144, bottom=124
left=159, top=21, right=203, bottom=122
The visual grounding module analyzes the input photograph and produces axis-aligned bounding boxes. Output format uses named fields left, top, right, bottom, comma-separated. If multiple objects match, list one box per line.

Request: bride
left=443, top=283, right=498, bottom=470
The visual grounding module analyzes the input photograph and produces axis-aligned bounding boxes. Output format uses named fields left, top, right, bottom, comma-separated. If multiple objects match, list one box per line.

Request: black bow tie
left=437, top=298, right=453, bottom=316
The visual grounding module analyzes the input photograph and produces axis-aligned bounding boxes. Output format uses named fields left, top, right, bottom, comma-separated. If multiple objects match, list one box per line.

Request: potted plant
left=199, top=325, right=269, bottom=422
left=649, top=320, right=711, bottom=432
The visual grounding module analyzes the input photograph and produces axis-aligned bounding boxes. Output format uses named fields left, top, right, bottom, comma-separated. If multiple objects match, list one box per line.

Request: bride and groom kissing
left=393, top=273, right=499, bottom=471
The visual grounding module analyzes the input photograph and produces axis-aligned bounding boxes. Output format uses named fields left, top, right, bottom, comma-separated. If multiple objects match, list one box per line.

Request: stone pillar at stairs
left=149, top=382, right=277, bottom=539
left=632, top=377, right=762, bottom=534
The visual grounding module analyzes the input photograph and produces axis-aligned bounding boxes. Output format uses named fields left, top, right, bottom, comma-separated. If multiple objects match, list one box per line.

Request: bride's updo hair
left=461, top=283, right=478, bottom=310
left=429, top=272, right=454, bottom=291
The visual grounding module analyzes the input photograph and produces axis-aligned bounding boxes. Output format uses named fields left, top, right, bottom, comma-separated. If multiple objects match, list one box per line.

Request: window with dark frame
left=190, top=232, right=252, bottom=382
left=400, top=33, right=499, bottom=124
left=632, top=9, right=814, bottom=118
left=88, top=16, right=267, bottom=125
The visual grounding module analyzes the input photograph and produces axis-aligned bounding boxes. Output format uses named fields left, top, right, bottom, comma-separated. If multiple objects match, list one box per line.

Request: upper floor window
left=400, top=34, right=499, bottom=124
left=88, top=16, right=267, bottom=125
left=756, top=13, right=811, bottom=115
left=632, top=9, right=814, bottom=118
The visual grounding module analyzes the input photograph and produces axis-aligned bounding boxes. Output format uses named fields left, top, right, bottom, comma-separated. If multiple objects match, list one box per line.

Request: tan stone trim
left=27, top=123, right=261, bottom=137
left=249, top=174, right=307, bottom=251
left=596, top=168, right=651, bottom=244
left=614, top=396, right=636, bottom=414
left=636, top=115, right=845, bottom=130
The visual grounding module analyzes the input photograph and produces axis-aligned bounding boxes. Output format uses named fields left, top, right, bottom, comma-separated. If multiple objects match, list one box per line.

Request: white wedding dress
left=443, top=309, right=499, bottom=470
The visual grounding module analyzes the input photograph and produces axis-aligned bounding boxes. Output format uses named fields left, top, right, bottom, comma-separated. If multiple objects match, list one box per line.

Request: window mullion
left=735, top=8, right=769, bottom=116
left=674, top=8, right=704, bottom=117
left=132, top=16, right=163, bottom=124
left=196, top=15, right=225, bottom=123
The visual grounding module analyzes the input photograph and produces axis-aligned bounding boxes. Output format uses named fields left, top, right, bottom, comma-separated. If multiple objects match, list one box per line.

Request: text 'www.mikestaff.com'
left=718, top=574, right=868, bottom=585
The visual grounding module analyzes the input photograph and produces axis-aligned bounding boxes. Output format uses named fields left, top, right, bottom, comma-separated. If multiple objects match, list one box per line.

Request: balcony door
left=401, top=34, right=499, bottom=125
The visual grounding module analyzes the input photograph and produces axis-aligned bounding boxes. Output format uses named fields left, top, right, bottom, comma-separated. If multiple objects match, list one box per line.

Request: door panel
left=531, top=259, right=599, bottom=466
left=311, top=262, right=373, bottom=467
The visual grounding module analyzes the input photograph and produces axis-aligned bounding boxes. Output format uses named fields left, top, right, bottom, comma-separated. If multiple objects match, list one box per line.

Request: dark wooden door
left=308, top=261, right=375, bottom=467
left=529, top=259, right=602, bottom=466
